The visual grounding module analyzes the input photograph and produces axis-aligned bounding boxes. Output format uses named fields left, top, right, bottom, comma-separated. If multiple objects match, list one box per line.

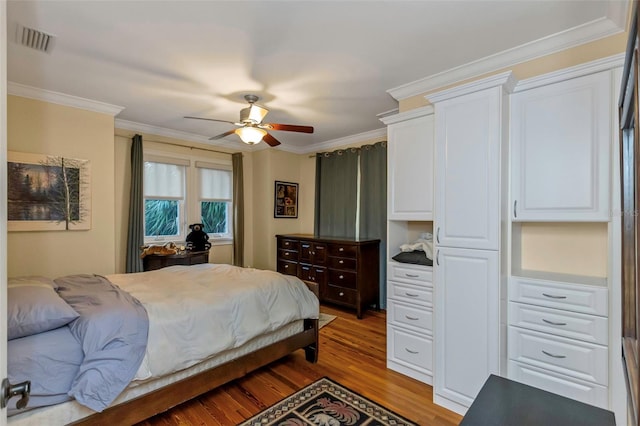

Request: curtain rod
left=123, top=136, right=240, bottom=156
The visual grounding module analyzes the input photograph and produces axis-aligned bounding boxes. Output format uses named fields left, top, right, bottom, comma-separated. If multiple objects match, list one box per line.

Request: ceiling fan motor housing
left=240, top=103, right=269, bottom=124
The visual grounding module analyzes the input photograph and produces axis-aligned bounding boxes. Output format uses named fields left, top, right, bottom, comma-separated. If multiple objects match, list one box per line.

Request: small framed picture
left=274, top=181, right=298, bottom=218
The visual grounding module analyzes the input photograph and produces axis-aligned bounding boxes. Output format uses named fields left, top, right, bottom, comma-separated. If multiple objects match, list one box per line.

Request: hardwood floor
left=137, top=305, right=462, bottom=425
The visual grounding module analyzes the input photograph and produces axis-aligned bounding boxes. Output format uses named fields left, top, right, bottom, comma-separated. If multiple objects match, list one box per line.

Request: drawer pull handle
left=514, top=200, right=517, bottom=218
left=339, top=292, right=344, bottom=296
left=542, top=319, right=567, bottom=326
left=436, top=227, right=440, bottom=244
left=405, top=315, right=419, bottom=321
left=436, top=250, right=440, bottom=266
left=542, top=293, right=567, bottom=299
left=542, top=350, right=566, bottom=359
left=405, top=273, right=419, bottom=278
left=405, top=292, right=419, bottom=297
left=339, top=260, right=344, bottom=264
left=405, top=348, right=419, bottom=354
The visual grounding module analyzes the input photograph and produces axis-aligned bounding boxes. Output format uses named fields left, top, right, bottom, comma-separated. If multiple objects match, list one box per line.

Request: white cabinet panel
left=511, top=71, right=611, bottom=221
left=435, top=246, right=500, bottom=408
left=434, top=87, right=501, bottom=250
left=387, top=114, right=434, bottom=220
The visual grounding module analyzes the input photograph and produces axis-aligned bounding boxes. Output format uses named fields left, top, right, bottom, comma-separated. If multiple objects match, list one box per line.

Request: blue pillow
left=8, top=277, right=79, bottom=340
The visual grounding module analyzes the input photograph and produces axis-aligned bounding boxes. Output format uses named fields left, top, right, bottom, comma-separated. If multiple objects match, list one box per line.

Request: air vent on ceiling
left=16, top=24, right=56, bottom=53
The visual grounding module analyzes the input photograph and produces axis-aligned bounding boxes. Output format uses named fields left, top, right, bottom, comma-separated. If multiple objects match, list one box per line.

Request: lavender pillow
left=8, top=277, right=79, bottom=340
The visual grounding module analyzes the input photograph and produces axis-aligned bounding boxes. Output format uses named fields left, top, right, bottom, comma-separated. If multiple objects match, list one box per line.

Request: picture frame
left=8, top=151, right=91, bottom=231
left=274, top=181, right=298, bottom=218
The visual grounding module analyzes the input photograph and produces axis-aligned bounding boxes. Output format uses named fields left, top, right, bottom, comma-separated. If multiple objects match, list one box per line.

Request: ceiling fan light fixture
left=236, top=127, right=267, bottom=144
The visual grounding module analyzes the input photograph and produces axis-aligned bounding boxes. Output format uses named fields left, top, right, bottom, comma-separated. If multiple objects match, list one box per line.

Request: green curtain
left=126, top=134, right=144, bottom=273
left=232, top=153, right=244, bottom=267
left=359, top=141, right=387, bottom=308
left=314, top=148, right=359, bottom=238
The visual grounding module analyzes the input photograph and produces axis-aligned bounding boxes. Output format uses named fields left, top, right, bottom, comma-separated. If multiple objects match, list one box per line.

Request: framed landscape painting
left=8, top=151, right=91, bottom=231
left=274, top=181, right=298, bottom=218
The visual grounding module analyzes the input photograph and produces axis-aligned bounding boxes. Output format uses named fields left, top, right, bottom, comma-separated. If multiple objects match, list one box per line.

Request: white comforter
left=106, top=263, right=319, bottom=380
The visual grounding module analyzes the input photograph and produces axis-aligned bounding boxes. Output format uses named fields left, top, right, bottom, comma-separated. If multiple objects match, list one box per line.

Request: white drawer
left=387, top=326, right=433, bottom=373
left=509, top=302, right=608, bottom=345
left=388, top=300, right=432, bottom=333
left=508, top=361, right=608, bottom=409
left=508, top=327, right=607, bottom=385
left=388, top=262, right=432, bottom=287
left=509, top=276, right=608, bottom=316
left=388, top=281, right=433, bottom=306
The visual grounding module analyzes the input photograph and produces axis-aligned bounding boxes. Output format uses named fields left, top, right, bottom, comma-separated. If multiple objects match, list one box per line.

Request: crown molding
left=379, top=105, right=434, bottom=125
left=513, top=53, right=625, bottom=92
left=387, top=15, right=625, bottom=101
left=8, top=82, right=125, bottom=116
left=426, top=71, right=516, bottom=104
left=292, top=128, right=387, bottom=155
left=115, top=119, right=254, bottom=152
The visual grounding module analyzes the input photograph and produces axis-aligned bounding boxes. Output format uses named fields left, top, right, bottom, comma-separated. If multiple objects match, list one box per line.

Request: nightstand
left=142, top=250, right=209, bottom=272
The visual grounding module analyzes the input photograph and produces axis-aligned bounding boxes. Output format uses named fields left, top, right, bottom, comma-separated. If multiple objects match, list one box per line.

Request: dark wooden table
left=142, top=250, right=209, bottom=271
left=460, top=375, right=616, bottom=426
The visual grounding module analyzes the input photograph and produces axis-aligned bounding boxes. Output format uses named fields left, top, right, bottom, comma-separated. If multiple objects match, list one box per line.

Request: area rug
left=319, top=313, right=337, bottom=329
left=238, top=377, right=418, bottom=426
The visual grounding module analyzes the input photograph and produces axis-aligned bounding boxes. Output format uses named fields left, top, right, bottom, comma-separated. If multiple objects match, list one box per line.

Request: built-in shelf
left=511, top=268, right=607, bottom=288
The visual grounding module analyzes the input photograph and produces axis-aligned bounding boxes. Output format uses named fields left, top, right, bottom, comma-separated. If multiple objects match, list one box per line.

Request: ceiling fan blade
left=208, top=129, right=237, bottom=140
left=262, top=123, right=314, bottom=133
left=263, top=133, right=282, bottom=147
left=185, top=116, right=238, bottom=125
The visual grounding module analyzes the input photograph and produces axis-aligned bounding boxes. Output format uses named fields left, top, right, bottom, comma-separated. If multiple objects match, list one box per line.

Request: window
left=198, top=165, right=232, bottom=239
left=143, top=154, right=233, bottom=245
left=144, top=161, right=186, bottom=241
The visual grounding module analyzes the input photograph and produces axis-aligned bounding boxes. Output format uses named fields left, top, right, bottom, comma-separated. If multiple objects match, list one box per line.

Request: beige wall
left=113, top=130, right=254, bottom=273
left=7, top=95, right=116, bottom=277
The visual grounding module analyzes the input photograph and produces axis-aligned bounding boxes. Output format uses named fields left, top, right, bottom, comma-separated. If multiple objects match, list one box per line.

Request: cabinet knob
left=339, top=247, right=344, bottom=252
left=339, top=260, right=344, bottom=264
left=339, top=275, right=344, bottom=279
left=284, top=252, right=288, bottom=256
left=284, top=264, right=289, bottom=268
left=339, top=292, right=344, bottom=296
left=285, top=242, right=289, bottom=246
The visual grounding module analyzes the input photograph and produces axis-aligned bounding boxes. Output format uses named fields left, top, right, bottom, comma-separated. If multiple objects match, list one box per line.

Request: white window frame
left=143, top=150, right=233, bottom=246
left=196, top=162, right=233, bottom=242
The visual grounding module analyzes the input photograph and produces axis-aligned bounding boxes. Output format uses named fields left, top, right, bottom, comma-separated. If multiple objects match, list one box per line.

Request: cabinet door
left=434, top=246, right=500, bottom=412
left=434, top=87, right=501, bottom=250
left=511, top=71, right=611, bottom=221
left=387, top=114, right=435, bottom=220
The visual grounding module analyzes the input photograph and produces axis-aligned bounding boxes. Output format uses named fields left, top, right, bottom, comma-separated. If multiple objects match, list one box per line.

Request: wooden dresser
left=276, top=234, right=380, bottom=318
left=142, top=250, right=209, bottom=271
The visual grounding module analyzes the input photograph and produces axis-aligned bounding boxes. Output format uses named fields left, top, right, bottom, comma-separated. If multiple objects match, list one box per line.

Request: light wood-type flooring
left=137, top=304, right=462, bottom=426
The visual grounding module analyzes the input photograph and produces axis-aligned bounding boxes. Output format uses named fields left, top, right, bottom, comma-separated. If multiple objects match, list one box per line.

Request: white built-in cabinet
left=384, top=106, right=435, bottom=221
left=511, top=71, right=611, bottom=221
left=381, top=106, right=435, bottom=384
left=427, top=73, right=513, bottom=415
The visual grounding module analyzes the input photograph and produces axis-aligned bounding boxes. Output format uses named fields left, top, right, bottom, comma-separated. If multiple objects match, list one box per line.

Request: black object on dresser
left=460, top=375, right=616, bottom=426
left=276, top=234, right=380, bottom=319
left=142, top=250, right=209, bottom=272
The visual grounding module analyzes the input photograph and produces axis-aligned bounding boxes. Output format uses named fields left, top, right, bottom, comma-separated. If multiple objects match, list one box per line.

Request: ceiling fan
left=185, top=94, right=314, bottom=147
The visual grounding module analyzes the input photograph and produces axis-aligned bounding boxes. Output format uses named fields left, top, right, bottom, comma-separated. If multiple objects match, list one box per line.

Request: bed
left=7, top=263, right=320, bottom=425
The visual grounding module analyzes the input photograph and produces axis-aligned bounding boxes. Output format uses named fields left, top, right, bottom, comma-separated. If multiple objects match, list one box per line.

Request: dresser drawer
left=508, top=361, right=608, bottom=409
left=324, top=284, right=357, bottom=306
left=388, top=281, right=433, bottom=306
left=328, top=256, right=357, bottom=270
left=328, top=243, right=357, bottom=258
left=278, top=238, right=299, bottom=251
left=509, top=302, right=608, bottom=345
left=328, top=269, right=357, bottom=289
left=388, top=300, right=432, bottom=333
left=277, top=260, right=297, bottom=276
left=388, top=262, right=432, bottom=286
left=278, top=248, right=298, bottom=261
left=509, top=277, right=608, bottom=316
left=388, top=326, right=433, bottom=372
left=508, top=327, right=607, bottom=385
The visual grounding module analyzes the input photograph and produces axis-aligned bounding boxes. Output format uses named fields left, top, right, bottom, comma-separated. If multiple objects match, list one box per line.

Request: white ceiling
left=6, top=1, right=628, bottom=153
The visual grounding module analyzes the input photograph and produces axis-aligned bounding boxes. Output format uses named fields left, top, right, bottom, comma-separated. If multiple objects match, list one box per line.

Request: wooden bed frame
left=67, top=280, right=320, bottom=426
